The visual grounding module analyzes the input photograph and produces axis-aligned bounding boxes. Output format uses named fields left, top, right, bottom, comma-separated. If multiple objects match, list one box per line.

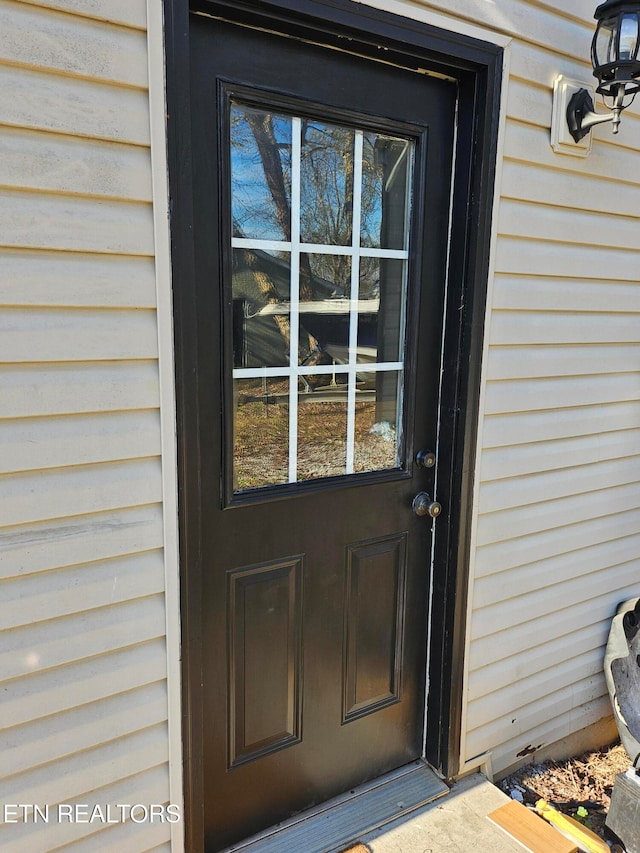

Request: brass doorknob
left=412, top=492, right=442, bottom=518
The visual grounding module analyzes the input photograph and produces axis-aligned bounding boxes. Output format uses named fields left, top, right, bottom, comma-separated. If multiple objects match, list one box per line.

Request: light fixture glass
left=591, top=0, right=640, bottom=98
left=567, top=0, right=640, bottom=142
left=619, top=13, right=639, bottom=60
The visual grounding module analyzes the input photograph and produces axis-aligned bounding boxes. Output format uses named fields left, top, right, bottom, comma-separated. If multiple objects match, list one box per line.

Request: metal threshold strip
left=222, top=760, right=449, bottom=853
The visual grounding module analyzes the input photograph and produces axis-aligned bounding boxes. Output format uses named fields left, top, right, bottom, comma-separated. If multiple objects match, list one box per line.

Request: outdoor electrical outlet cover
left=551, top=75, right=594, bottom=157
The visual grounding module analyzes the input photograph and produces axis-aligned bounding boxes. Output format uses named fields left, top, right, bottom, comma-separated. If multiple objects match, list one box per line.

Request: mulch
left=497, top=742, right=632, bottom=839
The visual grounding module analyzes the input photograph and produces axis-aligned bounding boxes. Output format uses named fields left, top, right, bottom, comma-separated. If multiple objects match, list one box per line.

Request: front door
left=188, top=9, right=456, bottom=851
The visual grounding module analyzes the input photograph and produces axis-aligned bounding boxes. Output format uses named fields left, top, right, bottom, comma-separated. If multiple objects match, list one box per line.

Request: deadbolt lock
left=412, top=492, right=442, bottom=518
left=416, top=449, right=436, bottom=469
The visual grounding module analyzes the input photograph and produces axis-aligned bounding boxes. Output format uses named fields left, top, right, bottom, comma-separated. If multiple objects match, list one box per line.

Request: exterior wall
left=354, top=0, right=639, bottom=778
left=374, top=0, right=640, bottom=776
left=0, top=1, right=178, bottom=850
left=3, top=1, right=639, bottom=851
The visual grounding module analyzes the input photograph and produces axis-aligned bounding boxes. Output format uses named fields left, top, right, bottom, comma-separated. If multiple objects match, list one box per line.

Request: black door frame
left=163, top=1, right=502, bottom=849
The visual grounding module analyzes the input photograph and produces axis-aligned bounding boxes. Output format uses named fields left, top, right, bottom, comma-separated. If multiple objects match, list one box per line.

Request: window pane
left=300, top=121, right=355, bottom=246
left=232, top=248, right=292, bottom=368
left=231, top=104, right=292, bottom=241
left=298, top=253, right=351, bottom=366
left=233, top=377, right=290, bottom=491
left=229, top=108, right=413, bottom=492
left=297, top=396, right=348, bottom=481
left=357, top=258, right=407, bottom=364
left=354, top=371, right=403, bottom=473
left=361, top=133, right=412, bottom=250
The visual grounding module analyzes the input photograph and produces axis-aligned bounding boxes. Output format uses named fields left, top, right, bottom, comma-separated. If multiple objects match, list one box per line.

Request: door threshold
left=222, top=760, right=449, bottom=853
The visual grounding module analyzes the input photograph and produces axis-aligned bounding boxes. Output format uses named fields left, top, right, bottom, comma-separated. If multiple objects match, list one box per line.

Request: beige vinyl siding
left=430, top=0, right=640, bottom=774
left=359, top=0, right=639, bottom=778
left=0, top=1, right=172, bottom=850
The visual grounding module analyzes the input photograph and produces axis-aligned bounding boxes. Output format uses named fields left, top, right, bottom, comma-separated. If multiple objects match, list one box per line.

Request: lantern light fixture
left=567, top=0, right=640, bottom=142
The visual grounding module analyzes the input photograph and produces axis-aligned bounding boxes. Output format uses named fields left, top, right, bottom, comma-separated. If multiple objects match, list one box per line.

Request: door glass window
left=230, top=102, right=414, bottom=492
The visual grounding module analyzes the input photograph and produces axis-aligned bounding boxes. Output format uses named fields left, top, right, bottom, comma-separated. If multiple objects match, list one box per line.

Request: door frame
left=163, top=1, right=502, bottom=849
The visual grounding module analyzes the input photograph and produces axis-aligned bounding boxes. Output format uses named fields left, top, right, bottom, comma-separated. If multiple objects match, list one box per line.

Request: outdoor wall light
left=567, top=0, right=640, bottom=141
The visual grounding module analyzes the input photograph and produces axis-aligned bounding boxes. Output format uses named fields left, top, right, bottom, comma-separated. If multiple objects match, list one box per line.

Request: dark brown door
left=188, top=11, right=456, bottom=851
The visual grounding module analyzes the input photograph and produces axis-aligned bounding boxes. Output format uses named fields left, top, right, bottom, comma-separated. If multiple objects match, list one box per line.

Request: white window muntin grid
left=232, top=121, right=412, bottom=483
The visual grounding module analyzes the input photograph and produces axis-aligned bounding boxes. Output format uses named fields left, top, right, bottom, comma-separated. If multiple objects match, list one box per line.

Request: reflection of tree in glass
left=231, top=105, right=411, bottom=361
left=231, top=105, right=292, bottom=242
left=360, top=133, right=410, bottom=250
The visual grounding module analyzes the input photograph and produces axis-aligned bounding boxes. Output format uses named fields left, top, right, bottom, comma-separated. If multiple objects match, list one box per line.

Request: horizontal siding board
left=506, top=37, right=640, bottom=101
left=503, top=120, right=640, bottom=186
left=476, top=483, right=640, bottom=548
left=475, top=507, right=640, bottom=579
left=58, top=817, right=172, bottom=853
left=468, top=586, right=634, bottom=674
left=0, top=308, right=158, bottom=362
left=0, top=1, right=171, bottom=843
left=490, top=311, right=640, bottom=346
left=506, top=76, right=640, bottom=151
left=410, top=0, right=590, bottom=53
left=487, top=343, right=640, bottom=380
left=0, top=126, right=152, bottom=201
left=0, top=1, right=148, bottom=86
left=379, top=0, right=591, bottom=51
left=479, top=454, right=640, bottom=513
left=479, top=429, right=640, bottom=482
left=498, top=199, right=640, bottom=252
left=0, top=724, right=168, bottom=808
left=0, top=550, right=165, bottom=630
left=475, top=531, right=640, bottom=606
left=2, top=681, right=167, bottom=779
left=1, top=638, right=167, bottom=730
left=471, top=556, right=639, bottom=640
left=468, top=619, right=610, bottom=702
left=482, top=401, right=640, bottom=447
left=506, top=77, right=552, bottom=130
left=0, top=595, right=165, bottom=673
left=507, top=38, right=640, bottom=128
left=0, top=65, right=150, bottom=143
left=501, top=160, right=640, bottom=219
left=468, top=646, right=605, bottom=732
left=0, top=361, right=159, bottom=419
left=0, top=765, right=171, bottom=853
left=0, top=250, right=157, bottom=308
left=496, top=235, right=640, bottom=280
left=0, top=190, right=154, bottom=255
left=492, top=276, right=640, bottom=315
left=0, top=307, right=158, bottom=362
left=0, top=505, right=163, bottom=581
left=484, top=373, right=640, bottom=414
left=0, top=458, right=162, bottom=528
left=488, top=697, right=615, bottom=777
left=0, top=411, right=161, bottom=474
left=16, top=0, right=147, bottom=29
left=466, top=678, right=607, bottom=760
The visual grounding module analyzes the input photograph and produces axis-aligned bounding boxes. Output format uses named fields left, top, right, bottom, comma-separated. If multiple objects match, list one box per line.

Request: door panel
left=188, top=12, right=456, bottom=851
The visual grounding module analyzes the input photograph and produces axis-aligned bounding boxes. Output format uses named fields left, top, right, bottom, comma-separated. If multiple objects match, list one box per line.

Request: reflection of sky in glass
left=300, top=121, right=354, bottom=246
left=229, top=109, right=412, bottom=490
left=620, top=14, right=639, bottom=60
left=230, top=104, right=292, bottom=241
